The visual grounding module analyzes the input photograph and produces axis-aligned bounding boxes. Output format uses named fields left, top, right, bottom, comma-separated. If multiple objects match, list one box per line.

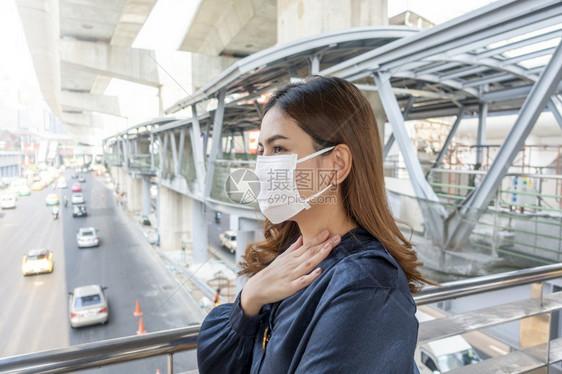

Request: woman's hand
left=240, top=230, right=341, bottom=316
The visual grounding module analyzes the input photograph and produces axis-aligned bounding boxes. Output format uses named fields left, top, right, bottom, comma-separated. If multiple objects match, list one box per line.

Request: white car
left=71, top=193, right=84, bottom=204
left=219, top=230, right=237, bottom=253
left=416, top=311, right=481, bottom=373
left=0, top=194, right=17, bottom=209
left=57, top=178, right=68, bottom=189
left=76, top=227, right=100, bottom=248
left=68, top=285, right=108, bottom=328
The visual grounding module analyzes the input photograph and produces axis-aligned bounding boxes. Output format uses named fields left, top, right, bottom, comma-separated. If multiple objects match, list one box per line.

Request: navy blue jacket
left=197, top=227, right=420, bottom=373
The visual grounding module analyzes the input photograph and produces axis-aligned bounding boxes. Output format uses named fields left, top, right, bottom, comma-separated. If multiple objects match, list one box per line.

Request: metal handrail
left=414, top=262, right=562, bottom=305
left=0, top=325, right=200, bottom=374
left=2, top=263, right=562, bottom=373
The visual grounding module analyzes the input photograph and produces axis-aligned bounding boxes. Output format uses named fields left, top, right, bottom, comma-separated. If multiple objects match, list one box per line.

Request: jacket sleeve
left=197, top=293, right=267, bottom=374
left=294, top=286, right=419, bottom=374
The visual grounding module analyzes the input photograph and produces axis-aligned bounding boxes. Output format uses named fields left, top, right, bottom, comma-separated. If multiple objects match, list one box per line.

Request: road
left=0, top=172, right=201, bottom=373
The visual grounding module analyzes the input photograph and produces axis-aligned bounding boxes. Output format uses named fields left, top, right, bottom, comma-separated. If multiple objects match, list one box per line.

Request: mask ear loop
left=296, top=146, right=335, bottom=164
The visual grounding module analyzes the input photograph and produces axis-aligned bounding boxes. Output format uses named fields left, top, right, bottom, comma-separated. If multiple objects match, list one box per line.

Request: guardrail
left=1, top=263, right=562, bottom=373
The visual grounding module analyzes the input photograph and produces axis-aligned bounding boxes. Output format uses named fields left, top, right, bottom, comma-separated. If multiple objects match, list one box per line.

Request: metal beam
left=383, top=134, right=395, bottom=160
left=482, top=81, right=562, bottom=103
left=384, top=95, right=417, bottom=160
left=431, top=106, right=465, bottom=171
left=150, top=132, right=155, bottom=170
left=548, top=95, right=562, bottom=131
left=476, top=101, right=488, bottom=167
left=191, top=105, right=207, bottom=197
left=322, top=0, right=562, bottom=78
left=204, top=89, right=226, bottom=198
left=177, top=128, right=186, bottom=176
left=169, top=132, right=179, bottom=175
left=445, top=41, right=562, bottom=250
left=374, top=71, right=446, bottom=245
left=159, top=134, right=166, bottom=175
left=309, top=52, right=323, bottom=75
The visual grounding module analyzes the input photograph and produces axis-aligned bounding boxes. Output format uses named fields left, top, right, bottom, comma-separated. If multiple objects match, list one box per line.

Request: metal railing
left=1, top=263, right=562, bottom=373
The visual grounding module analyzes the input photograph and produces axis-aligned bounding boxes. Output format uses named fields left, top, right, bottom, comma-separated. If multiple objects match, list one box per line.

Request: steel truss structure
left=104, top=0, right=562, bottom=250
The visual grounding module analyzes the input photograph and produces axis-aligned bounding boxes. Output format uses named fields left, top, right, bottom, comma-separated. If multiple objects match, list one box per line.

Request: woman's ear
left=329, top=144, right=352, bottom=185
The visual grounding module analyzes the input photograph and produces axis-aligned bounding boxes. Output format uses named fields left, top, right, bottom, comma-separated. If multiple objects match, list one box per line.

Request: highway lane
left=0, top=183, right=69, bottom=357
left=0, top=172, right=202, bottom=373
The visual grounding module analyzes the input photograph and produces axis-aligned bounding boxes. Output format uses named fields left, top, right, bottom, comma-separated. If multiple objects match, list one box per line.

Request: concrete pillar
left=141, top=177, right=151, bottom=217
left=235, top=217, right=264, bottom=292
left=128, top=176, right=142, bottom=212
left=277, top=0, right=388, bottom=45
left=192, top=199, right=208, bottom=264
left=158, top=187, right=199, bottom=253
left=124, top=173, right=133, bottom=204
left=159, top=185, right=184, bottom=251
left=229, top=214, right=239, bottom=231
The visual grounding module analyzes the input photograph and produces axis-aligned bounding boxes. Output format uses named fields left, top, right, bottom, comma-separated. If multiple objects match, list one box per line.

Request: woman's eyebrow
left=258, top=134, right=289, bottom=146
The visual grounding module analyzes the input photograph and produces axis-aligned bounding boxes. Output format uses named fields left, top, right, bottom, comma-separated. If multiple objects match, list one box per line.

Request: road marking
left=34, top=280, right=44, bottom=286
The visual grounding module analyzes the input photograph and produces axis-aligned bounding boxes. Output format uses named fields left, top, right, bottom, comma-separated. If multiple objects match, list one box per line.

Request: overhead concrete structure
left=277, top=0, right=388, bottom=44
left=16, top=0, right=158, bottom=145
left=17, top=0, right=394, bottom=148
left=179, top=0, right=277, bottom=57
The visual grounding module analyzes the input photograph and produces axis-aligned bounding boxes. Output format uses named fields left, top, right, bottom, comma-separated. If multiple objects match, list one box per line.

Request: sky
left=0, top=0, right=498, bottom=131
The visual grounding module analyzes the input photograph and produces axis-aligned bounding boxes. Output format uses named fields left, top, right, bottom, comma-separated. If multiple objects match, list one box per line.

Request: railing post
left=167, top=353, right=173, bottom=374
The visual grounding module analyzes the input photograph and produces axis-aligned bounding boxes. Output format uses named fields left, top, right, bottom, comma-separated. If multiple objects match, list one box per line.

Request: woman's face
left=257, top=106, right=333, bottom=196
left=257, top=106, right=315, bottom=158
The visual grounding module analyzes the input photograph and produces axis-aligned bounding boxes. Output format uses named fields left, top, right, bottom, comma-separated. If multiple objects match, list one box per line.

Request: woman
left=197, top=76, right=430, bottom=373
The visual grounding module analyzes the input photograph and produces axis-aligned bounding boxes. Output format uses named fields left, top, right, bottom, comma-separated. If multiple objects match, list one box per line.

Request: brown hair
left=239, top=76, right=430, bottom=293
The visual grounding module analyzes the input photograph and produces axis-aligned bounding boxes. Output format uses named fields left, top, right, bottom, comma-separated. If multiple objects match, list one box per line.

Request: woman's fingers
left=285, top=235, right=303, bottom=253
left=293, top=229, right=330, bottom=257
left=295, top=234, right=341, bottom=273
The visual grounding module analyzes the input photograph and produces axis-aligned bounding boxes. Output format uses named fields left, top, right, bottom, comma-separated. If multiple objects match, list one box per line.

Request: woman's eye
left=257, top=146, right=264, bottom=155
left=273, top=146, right=285, bottom=154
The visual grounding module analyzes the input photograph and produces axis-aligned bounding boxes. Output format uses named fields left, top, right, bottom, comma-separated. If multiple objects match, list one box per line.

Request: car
left=57, top=178, right=68, bottom=189
left=219, top=230, right=237, bottom=253
left=72, top=204, right=87, bottom=217
left=71, top=173, right=78, bottom=179
left=78, top=175, right=86, bottom=183
left=0, top=194, right=17, bottom=209
left=21, top=249, right=54, bottom=276
left=76, top=227, right=99, bottom=248
left=71, top=193, right=85, bottom=204
left=31, top=181, right=43, bottom=191
left=68, top=285, right=108, bottom=328
left=18, top=185, right=31, bottom=196
left=416, top=311, right=481, bottom=373
left=71, top=183, right=82, bottom=192
left=45, top=193, right=60, bottom=206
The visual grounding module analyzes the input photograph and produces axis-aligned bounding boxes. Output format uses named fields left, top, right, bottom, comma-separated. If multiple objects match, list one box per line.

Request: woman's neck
left=294, top=203, right=357, bottom=244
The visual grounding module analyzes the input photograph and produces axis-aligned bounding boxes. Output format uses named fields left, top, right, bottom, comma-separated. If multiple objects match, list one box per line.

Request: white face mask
left=254, top=146, right=335, bottom=224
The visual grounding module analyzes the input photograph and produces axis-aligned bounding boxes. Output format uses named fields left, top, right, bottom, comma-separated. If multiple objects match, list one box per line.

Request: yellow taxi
left=22, top=249, right=54, bottom=276
left=31, top=181, right=43, bottom=191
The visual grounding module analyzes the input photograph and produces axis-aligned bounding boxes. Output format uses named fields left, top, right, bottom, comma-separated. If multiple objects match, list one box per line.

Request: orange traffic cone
left=137, top=317, right=147, bottom=335
left=134, top=300, right=143, bottom=317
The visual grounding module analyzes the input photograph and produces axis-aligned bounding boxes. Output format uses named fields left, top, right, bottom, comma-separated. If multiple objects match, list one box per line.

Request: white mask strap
left=303, top=183, right=333, bottom=205
left=296, top=146, right=335, bottom=164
